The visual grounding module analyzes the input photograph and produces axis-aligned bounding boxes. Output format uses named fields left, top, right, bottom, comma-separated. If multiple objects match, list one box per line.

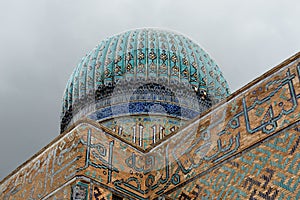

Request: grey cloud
left=0, top=0, right=299, bottom=179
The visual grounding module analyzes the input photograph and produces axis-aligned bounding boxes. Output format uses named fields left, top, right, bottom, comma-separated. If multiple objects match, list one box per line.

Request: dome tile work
left=2, top=53, right=300, bottom=200
left=61, top=28, right=230, bottom=148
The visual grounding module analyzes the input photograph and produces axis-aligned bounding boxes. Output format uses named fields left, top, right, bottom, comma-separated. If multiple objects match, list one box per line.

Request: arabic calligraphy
left=1, top=59, right=300, bottom=200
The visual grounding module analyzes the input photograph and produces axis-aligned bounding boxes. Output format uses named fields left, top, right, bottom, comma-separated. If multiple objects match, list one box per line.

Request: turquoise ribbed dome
left=61, top=28, right=230, bottom=133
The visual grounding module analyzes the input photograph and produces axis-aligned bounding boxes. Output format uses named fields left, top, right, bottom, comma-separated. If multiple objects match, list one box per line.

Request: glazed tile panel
left=0, top=130, right=83, bottom=199
left=78, top=57, right=300, bottom=199
left=168, top=122, right=300, bottom=199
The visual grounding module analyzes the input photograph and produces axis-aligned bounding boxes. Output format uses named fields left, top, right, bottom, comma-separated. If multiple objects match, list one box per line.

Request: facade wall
left=0, top=54, right=299, bottom=199
left=168, top=121, right=300, bottom=199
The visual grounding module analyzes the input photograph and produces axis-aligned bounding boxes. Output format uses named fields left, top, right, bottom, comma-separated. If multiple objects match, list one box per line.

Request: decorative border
left=88, top=101, right=200, bottom=122
left=71, top=182, right=88, bottom=200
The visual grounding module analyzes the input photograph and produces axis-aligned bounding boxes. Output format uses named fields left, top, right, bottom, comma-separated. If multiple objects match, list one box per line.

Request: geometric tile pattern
left=1, top=53, right=299, bottom=200
left=60, top=28, right=230, bottom=133
left=168, top=122, right=300, bottom=199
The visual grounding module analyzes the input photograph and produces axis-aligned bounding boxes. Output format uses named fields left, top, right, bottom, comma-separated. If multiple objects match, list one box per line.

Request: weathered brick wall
left=0, top=129, right=84, bottom=199
left=0, top=53, right=299, bottom=199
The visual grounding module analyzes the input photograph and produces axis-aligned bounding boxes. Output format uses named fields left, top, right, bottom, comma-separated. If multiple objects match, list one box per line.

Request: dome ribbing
left=60, top=28, right=230, bottom=136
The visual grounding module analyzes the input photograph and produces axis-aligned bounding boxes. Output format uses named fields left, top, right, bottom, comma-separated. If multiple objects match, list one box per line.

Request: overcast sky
left=0, top=0, right=299, bottom=180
